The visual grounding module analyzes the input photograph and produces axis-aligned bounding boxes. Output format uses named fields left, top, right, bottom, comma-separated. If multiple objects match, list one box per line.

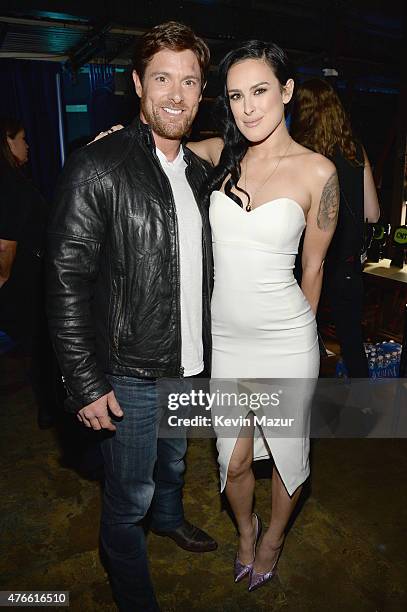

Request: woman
left=290, top=79, right=380, bottom=377
left=0, top=119, right=29, bottom=281
left=196, top=41, right=338, bottom=591
left=0, top=117, right=55, bottom=428
left=0, top=118, right=35, bottom=327
left=96, top=41, right=339, bottom=591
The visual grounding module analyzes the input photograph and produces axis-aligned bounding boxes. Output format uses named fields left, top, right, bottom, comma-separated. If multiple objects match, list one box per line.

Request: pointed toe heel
left=248, top=566, right=277, bottom=592
left=234, top=513, right=262, bottom=583
left=248, top=542, right=283, bottom=592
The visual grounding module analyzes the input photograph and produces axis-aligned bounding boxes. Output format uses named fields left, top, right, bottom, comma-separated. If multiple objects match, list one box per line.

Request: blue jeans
left=100, top=375, right=187, bottom=612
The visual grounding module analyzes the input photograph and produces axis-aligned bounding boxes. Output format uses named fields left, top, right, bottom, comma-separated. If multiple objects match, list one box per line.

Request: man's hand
left=77, top=391, right=123, bottom=431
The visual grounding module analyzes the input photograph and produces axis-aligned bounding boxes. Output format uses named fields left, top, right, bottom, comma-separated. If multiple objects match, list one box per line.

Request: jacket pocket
left=112, top=276, right=126, bottom=353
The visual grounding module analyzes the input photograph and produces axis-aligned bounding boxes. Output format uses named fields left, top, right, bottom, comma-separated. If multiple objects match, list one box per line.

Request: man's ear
left=132, top=70, right=143, bottom=98
left=282, top=78, right=294, bottom=104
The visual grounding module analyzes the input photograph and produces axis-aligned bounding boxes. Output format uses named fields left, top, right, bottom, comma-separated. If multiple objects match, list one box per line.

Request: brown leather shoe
left=153, top=519, right=218, bottom=553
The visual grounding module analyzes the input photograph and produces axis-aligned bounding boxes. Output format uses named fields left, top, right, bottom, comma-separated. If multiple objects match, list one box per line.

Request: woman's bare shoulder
left=292, top=144, right=336, bottom=181
left=186, top=137, right=224, bottom=166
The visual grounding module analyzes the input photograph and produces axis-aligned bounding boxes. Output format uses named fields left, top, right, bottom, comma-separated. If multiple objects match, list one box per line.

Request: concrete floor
left=0, top=350, right=406, bottom=612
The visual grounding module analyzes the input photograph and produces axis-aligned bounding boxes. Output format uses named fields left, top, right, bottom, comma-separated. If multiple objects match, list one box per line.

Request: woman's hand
left=89, top=124, right=124, bottom=144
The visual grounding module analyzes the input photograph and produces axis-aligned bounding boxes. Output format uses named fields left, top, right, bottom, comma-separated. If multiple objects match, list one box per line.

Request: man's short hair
left=133, top=21, right=210, bottom=87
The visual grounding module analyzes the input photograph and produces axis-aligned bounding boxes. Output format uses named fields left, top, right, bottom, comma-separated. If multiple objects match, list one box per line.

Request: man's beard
left=141, top=99, right=194, bottom=140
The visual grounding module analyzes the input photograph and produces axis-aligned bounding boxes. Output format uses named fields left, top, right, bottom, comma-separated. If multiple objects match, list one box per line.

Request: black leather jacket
left=47, top=119, right=213, bottom=413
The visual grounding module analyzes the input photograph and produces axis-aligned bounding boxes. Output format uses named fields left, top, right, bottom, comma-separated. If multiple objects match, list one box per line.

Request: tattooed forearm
left=317, top=172, right=339, bottom=231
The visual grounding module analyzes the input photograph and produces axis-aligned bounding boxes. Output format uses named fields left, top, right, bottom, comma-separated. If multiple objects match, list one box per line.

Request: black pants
left=324, top=262, right=369, bottom=378
left=1, top=313, right=64, bottom=425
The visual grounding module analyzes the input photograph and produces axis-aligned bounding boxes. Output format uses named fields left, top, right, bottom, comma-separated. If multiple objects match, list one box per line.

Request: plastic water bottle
left=335, top=357, right=349, bottom=379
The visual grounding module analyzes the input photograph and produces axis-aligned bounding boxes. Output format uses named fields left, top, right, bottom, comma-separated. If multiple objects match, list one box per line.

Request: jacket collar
left=131, top=116, right=155, bottom=151
left=131, top=116, right=195, bottom=166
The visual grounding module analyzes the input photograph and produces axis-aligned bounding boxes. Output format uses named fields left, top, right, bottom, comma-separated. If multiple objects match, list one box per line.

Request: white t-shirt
left=156, top=146, right=203, bottom=377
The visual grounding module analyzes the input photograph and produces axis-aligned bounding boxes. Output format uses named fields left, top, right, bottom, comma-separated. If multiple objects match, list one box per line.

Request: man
left=47, top=22, right=215, bottom=612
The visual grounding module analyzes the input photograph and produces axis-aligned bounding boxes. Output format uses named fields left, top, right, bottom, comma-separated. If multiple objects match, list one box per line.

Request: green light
left=394, top=227, right=407, bottom=245
left=66, top=104, right=88, bottom=113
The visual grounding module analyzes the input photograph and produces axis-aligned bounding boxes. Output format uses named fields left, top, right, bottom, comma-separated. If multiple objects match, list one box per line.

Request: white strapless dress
left=210, top=190, right=319, bottom=496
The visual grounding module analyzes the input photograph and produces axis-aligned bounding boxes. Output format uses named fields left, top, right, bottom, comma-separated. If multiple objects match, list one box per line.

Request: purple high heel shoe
left=248, top=541, right=283, bottom=592
left=234, top=513, right=262, bottom=583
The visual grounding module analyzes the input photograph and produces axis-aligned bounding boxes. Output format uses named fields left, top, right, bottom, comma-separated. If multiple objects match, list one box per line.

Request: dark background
left=0, top=0, right=404, bottom=224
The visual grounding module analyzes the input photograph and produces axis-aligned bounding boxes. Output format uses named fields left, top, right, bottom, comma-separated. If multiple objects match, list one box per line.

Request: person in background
left=0, top=118, right=30, bottom=288
left=0, top=117, right=57, bottom=428
left=290, top=79, right=380, bottom=377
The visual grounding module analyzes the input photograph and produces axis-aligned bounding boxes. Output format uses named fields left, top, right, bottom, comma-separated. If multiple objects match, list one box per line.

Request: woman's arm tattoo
left=317, top=172, right=339, bottom=230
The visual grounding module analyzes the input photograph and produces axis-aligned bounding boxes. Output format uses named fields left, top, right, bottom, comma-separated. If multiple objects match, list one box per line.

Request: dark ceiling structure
left=0, top=0, right=404, bottom=91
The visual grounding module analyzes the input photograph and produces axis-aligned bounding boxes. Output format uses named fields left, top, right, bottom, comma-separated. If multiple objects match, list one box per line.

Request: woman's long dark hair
left=0, top=117, right=24, bottom=171
left=206, top=40, right=295, bottom=207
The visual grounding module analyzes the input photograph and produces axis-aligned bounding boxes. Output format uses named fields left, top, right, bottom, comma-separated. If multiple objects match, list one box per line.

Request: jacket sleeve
left=46, top=147, right=112, bottom=413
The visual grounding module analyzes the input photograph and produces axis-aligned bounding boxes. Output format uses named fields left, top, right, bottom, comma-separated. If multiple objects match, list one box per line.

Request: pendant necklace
left=244, top=139, right=293, bottom=212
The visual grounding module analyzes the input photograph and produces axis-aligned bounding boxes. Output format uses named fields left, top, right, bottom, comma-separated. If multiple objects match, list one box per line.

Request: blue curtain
left=89, top=63, right=115, bottom=93
left=0, top=59, right=63, bottom=202
left=89, top=63, right=116, bottom=135
left=88, top=64, right=138, bottom=134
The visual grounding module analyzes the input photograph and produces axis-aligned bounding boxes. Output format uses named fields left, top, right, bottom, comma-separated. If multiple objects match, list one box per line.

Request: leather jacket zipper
left=185, top=162, right=212, bottom=372
left=151, top=147, right=183, bottom=377
left=186, top=165, right=212, bottom=304
left=113, top=276, right=125, bottom=352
